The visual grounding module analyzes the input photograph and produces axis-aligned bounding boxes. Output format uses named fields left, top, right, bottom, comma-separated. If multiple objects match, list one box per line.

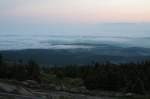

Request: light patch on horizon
left=0, top=0, right=150, bottom=23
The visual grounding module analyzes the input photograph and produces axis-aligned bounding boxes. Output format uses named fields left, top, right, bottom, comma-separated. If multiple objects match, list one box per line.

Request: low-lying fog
left=0, top=23, right=150, bottom=50
left=0, top=34, right=150, bottom=50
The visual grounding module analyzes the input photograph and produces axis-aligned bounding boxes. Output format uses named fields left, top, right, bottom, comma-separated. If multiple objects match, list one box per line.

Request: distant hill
left=0, top=44, right=150, bottom=65
left=1, top=46, right=150, bottom=65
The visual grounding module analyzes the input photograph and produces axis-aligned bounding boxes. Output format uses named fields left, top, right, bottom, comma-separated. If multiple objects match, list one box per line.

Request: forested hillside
left=1, top=48, right=150, bottom=65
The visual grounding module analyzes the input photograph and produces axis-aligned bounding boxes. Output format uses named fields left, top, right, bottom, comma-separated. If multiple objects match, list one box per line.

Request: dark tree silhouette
left=27, top=59, right=41, bottom=81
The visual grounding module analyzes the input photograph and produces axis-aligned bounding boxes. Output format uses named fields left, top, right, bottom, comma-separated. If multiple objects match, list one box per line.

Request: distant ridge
left=1, top=46, right=150, bottom=65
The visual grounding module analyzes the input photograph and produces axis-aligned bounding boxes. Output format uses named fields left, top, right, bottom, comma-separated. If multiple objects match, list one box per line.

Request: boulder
left=0, top=82, right=33, bottom=96
left=16, top=86, right=33, bottom=96
left=0, top=82, right=16, bottom=93
left=22, top=80, right=40, bottom=88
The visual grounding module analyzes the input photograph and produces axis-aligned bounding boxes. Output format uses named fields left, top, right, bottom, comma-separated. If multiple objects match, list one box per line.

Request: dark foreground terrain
left=0, top=52, right=150, bottom=99
left=0, top=79, right=149, bottom=99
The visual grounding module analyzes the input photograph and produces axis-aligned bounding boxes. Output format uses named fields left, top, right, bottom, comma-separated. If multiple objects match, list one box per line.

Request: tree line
left=0, top=53, right=150, bottom=94
left=44, top=62, right=150, bottom=94
left=0, top=54, right=40, bottom=81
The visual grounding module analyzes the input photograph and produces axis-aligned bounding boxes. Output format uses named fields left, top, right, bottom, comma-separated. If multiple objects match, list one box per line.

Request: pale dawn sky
left=0, top=0, right=150, bottom=36
left=0, top=0, right=150, bottom=23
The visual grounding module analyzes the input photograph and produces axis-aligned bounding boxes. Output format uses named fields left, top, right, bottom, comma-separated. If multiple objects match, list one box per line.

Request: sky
left=0, top=0, right=150, bottom=36
left=0, top=0, right=150, bottom=23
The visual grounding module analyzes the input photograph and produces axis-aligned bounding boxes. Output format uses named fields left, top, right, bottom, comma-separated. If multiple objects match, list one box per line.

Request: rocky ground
left=0, top=79, right=148, bottom=99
